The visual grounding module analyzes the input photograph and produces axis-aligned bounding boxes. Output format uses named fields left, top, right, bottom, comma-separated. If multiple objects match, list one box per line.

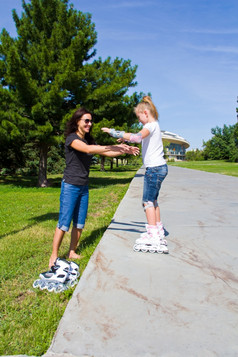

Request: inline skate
left=139, top=224, right=168, bottom=246
left=64, top=261, right=80, bottom=289
left=33, top=258, right=79, bottom=293
left=134, top=225, right=169, bottom=254
left=157, top=221, right=167, bottom=240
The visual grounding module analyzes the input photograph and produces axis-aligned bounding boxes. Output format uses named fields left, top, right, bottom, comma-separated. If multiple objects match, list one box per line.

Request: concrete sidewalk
left=45, top=166, right=238, bottom=357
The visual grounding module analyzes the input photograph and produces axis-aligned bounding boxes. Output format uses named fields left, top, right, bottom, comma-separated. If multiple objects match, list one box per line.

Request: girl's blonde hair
left=134, top=96, right=159, bottom=120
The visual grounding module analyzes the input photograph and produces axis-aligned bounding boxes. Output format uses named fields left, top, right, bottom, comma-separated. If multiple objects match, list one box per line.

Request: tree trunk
left=116, top=158, right=119, bottom=167
left=110, top=159, right=113, bottom=170
left=100, top=156, right=105, bottom=171
left=38, top=143, right=49, bottom=187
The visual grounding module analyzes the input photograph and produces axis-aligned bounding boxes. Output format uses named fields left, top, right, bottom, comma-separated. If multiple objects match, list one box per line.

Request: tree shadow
left=90, top=166, right=139, bottom=173
left=0, top=175, right=39, bottom=188
left=58, top=217, right=145, bottom=260
left=0, top=212, right=59, bottom=239
left=106, top=219, right=145, bottom=233
left=0, top=175, right=134, bottom=189
left=58, top=225, right=109, bottom=261
left=89, top=176, right=133, bottom=189
left=80, top=225, right=108, bottom=248
left=0, top=176, right=62, bottom=188
left=106, top=219, right=170, bottom=236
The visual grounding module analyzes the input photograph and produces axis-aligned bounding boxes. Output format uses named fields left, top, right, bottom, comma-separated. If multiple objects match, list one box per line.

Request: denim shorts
left=57, top=180, right=89, bottom=231
left=142, top=164, right=168, bottom=204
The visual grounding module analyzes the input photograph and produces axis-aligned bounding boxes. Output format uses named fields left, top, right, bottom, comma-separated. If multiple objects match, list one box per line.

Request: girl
left=102, top=96, right=168, bottom=253
left=49, top=107, right=139, bottom=267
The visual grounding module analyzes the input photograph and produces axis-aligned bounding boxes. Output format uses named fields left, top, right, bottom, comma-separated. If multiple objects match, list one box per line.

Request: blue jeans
left=142, top=164, right=168, bottom=205
left=57, top=180, right=89, bottom=232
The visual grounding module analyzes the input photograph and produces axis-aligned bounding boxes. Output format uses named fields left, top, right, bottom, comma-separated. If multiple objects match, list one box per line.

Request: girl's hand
left=102, top=127, right=125, bottom=139
left=119, top=144, right=140, bottom=156
left=101, top=127, right=111, bottom=134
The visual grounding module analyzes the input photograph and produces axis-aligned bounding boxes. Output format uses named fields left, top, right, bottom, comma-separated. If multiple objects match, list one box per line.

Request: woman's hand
left=116, top=137, right=126, bottom=143
left=119, top=144, right=140, bottom=156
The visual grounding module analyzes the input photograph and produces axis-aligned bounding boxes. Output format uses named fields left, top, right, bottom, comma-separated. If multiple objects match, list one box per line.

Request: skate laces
left=49, top=265, right=58, bottom=273
left=157, top=222, right=165, bottom=234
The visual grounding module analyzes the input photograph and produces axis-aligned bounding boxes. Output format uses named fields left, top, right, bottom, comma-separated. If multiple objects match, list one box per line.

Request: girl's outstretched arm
left=101, top=127, right=150, bottom=143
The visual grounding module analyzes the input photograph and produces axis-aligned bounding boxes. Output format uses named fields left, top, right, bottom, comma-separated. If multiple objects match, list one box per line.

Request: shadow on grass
left=0, top=212, right=59, bottom=239
left=0, top=175, right=136, bottom=189
left=80, top=225, right=108, bottom=248
left=59, top=225, right=109, bottom=262
left=0, top=175, right=62, bottom=188
left=89, top=176, right=133, bottom=188
left=90, top=166, right=139, bottom=173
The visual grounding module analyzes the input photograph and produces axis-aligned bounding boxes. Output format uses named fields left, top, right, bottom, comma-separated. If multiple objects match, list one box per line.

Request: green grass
left=0, top=165, right=140, bottom=356
left=168, top=160, right=238, bottom=177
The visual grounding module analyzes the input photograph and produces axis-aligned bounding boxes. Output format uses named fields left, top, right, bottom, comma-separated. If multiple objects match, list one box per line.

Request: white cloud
left=106, top=1, right=156, bottom=8
left=181, top=28, right=238, bottom=35
left=182, top=44, right=238, bottom=54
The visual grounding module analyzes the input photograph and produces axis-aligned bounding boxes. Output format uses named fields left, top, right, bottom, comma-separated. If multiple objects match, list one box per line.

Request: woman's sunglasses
left=80, top=118, right=93, bottom=124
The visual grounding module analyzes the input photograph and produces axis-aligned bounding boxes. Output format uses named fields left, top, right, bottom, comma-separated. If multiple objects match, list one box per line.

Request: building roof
left=161, top=131, right=190, bottom=149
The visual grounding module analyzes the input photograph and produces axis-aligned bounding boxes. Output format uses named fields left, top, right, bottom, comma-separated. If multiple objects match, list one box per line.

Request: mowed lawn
left=0, top=165, right=140, bottom=356
left=168, top=160, right=238, bottom=177
left=1, top=159, right=237, bottom=356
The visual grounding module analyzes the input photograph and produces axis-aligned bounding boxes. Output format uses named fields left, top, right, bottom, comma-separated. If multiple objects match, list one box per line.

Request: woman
left=49, top=107, right=139, bottom=268
left=102, top=96, right=168, bottom=253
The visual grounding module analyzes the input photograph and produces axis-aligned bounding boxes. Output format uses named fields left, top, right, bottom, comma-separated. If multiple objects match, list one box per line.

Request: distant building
left=162, top=131, right=190, bottom=161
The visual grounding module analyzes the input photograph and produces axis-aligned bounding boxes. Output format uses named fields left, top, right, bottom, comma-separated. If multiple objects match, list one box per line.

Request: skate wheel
left=47, top=283, right=56, bottom=292
left=149, top=248, right=156, bottom=253
left=54, top=286, right=61, bottom=293
left=39, top=280, right=48, bottom=290
left=133, top=244, right=140, bottom=252
left=157, top=247, right=169, bottom=254
left=33, top=279, right=41, bottom=288
left=141, top=248, right=148, bottom=253
left=68, top=278, right=78, bottom=288
left=161, top=246, right=169, bottom=254
left=55, top=283, right=67, bottom=293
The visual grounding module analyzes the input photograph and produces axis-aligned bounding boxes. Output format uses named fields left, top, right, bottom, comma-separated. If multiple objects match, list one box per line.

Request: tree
left=203, top=123, right=238, bottom=162
left=0, top=0, right=139, bottom=185
left=88, top=91, right=143, bottom=171
left=185, top=149, right=204, bottom=161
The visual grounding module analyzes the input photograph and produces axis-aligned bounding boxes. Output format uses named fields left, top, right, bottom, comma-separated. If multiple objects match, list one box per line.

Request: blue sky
left=1, top=0, right=238, bottom=149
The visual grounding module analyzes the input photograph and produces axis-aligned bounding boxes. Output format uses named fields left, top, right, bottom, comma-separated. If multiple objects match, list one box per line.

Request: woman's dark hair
left=65, top=107, right=95, bottom=144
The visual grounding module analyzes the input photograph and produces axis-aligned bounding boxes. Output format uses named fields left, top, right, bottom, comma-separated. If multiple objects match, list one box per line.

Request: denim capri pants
left=142, top=164, right=168, bottom=205
left=57, top=180, right=89, bottom=232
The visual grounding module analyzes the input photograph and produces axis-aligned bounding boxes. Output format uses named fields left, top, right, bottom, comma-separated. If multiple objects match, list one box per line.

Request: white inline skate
left=33, top=258, right=71, bottom=293
left=157, top=221, right=167, bottom=241
left=64, top=261, right=80, bottom=289
left=133, top=225, right=169, bottom=254
left=139, top=224, right=168, bottom=246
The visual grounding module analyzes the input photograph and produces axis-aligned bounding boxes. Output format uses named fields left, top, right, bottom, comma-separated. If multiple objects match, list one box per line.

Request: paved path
left=44, top=166, right=238, bottom=357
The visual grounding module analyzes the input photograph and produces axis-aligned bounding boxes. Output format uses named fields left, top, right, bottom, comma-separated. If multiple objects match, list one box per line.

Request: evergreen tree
left=0, top=0, right=139, bottom=185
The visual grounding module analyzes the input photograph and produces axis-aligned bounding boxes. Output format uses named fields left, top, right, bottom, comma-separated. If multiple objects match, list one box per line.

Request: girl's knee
left=142, top=201, right=154, bottom=211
